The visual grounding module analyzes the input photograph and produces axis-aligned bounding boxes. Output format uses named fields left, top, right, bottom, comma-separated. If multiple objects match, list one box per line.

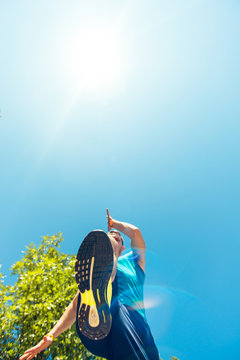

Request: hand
left=19, top=336, right=53, bottom=360
left=106, top=209, right=114, bottom=231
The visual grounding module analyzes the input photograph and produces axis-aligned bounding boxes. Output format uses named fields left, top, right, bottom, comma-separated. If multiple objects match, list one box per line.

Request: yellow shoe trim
left=102, top=310, right=106, bottom=323
left=80, top=256, right=97, bottom=307
left=106, top=279, right=112, bottom=307
left=97, top=288, right=101, bottom=304
left=81, top=289, right=96, bottom=307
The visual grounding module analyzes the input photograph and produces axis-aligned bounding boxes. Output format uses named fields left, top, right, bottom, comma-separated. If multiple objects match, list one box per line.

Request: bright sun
left=63, top=24, right=125, bottom=98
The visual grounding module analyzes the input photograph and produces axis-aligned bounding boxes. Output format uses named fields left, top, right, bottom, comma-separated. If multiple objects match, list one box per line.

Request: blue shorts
left=76, top=294, right=159, bottom=360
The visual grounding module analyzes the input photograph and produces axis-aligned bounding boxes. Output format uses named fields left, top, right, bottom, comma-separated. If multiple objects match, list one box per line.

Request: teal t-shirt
left=116, top=251, right=146, bottom=320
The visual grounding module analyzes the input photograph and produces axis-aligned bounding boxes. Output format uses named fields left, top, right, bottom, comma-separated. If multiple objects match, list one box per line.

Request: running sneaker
left=75, top=230, right=113, bottom=340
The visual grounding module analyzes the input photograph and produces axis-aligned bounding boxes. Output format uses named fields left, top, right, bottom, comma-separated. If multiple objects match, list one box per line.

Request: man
left=19, top=210, right=159, bottom=360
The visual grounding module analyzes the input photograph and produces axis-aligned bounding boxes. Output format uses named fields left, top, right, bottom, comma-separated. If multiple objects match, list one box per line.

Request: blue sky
left=0, top=1, right=240, bottom=359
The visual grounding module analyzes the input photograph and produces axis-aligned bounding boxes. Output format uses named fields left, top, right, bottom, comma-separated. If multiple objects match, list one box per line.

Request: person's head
left=108, top=230, right=125, bottom=257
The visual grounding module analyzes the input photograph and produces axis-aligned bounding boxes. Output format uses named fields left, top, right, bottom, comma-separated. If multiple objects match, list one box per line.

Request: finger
left=20, top=343, right=44, bottom=360
left=27, top=354, right=36, bottom=360
left=19, top=350, right=32, bottom=360
left=28, top=349, right=40, bottom=360
left=20, top=354, right=32, bottom=360
left=106, top=209, right=110, bottom=218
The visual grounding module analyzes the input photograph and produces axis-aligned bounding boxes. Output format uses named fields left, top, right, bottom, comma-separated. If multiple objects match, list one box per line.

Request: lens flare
left=122, top=248, right=199, bottom=343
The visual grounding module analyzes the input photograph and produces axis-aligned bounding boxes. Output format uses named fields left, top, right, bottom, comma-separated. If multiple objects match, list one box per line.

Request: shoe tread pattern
left=75, top=230, right=113, bottom=340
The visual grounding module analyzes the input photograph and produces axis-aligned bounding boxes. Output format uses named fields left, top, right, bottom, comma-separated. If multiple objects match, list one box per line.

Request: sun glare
left=63, top=24, right=125, bottom=98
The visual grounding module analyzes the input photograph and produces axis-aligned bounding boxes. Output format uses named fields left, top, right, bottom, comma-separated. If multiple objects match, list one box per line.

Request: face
left=108, top=230, right=125, bottom=257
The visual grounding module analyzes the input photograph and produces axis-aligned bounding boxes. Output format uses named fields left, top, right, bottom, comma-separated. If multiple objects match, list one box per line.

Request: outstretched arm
left=19, top=291, right=79, bottom=360
left=46, top=290, right=79, bottom=339
left=106, top=209, right=146, bottom=271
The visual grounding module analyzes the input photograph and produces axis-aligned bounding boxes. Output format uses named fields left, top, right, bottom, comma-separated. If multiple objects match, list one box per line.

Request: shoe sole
left=75, top=230, right=113, bottom=340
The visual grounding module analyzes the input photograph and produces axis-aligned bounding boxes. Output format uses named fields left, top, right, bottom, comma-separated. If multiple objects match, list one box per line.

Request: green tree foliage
left=1, top=233, right=103, bottom=360
left=1, top=233, right=179, bottom=360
